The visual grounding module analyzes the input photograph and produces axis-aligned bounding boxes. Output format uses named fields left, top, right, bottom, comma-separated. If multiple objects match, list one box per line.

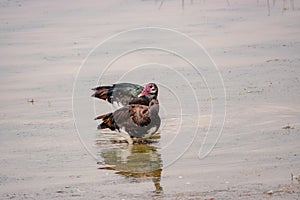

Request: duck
left=94, top=99, right=161, bottom=144
left=92, top=83, right=158, bottom=108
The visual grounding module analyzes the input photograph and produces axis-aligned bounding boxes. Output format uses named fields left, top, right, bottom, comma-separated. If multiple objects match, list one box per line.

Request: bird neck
left=145, top=93, right=157, bottom=100
left=149, top=103, right=159, bottom=116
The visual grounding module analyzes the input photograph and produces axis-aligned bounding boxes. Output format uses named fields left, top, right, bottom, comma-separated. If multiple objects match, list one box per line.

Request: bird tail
left=94, top=113, right=116, bottom=131
left=91, top=86, right=113, bottom=102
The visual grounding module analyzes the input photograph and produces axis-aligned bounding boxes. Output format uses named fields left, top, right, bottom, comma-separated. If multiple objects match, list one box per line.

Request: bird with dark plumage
left=94, top=99, right=161, bottom=144
left=92, top=83, right=158, bottom=108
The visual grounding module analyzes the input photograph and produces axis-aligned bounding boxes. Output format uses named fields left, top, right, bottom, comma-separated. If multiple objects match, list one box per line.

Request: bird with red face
left=92, top=83, right=158, bottom=108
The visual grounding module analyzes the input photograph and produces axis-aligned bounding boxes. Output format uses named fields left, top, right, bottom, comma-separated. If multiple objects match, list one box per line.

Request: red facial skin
left=139, top=84, right=151, bottom=97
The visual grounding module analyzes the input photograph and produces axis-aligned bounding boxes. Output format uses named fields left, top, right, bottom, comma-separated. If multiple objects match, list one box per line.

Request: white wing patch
left=112, top=101, right=124, bottom=109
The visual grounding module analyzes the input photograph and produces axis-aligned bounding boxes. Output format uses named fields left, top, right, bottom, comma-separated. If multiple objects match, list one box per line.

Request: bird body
left=95, top=99, right=160, bottom=144
left=92, top=83, right=158, bottom=108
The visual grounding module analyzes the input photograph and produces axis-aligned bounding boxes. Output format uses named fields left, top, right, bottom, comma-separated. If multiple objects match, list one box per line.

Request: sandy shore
left=1, top=0, right=300, bottom=199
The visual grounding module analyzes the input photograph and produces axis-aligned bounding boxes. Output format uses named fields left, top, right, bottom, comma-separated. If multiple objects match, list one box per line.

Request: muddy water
left=1, top=0, right=300, bottom=199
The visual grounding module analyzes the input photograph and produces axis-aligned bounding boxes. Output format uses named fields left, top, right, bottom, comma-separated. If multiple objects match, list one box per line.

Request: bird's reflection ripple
left=97, top=143, right=163, bottom=193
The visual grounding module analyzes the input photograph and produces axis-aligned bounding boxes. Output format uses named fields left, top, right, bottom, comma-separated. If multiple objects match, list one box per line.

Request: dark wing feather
left=128, top=104, right=151, bottom=127
left=92, top=83, right=143, bottom=106
left=128, top=96, right=150, bottom=106
left=112, top=106, right=131, bottom=126
left=95, top=106, right=136, bottom=131
left=94, top=112, right=117, bottom=130
left=113, top=83, right=143, bottom=97
left=91, top=86, right=112, bottom=101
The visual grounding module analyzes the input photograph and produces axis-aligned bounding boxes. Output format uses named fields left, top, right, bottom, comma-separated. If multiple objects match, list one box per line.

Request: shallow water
left=1, top=0, right=300, bottom=199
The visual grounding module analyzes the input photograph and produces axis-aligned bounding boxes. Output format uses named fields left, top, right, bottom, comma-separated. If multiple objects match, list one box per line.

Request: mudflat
left=1, top=0, right=299, bottom=199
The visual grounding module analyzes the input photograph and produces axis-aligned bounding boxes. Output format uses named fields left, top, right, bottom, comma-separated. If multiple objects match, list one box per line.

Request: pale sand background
left=1, top=0, right=300, bottom=199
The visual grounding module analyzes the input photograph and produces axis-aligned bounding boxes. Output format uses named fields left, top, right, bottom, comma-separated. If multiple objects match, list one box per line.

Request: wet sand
left=1, top=0, right=300, bottom=199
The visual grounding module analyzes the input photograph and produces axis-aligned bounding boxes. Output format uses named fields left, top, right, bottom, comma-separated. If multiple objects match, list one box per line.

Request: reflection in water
left=97, top=144, right=163, bottom=193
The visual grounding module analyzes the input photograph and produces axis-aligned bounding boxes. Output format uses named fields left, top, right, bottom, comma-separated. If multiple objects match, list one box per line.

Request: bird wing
left=128, top=96, right=150, bottom=106
left=92, top=83, right=143, bottom=107
left=128, top=104, right=151, bottom=127
left=113, top=83, right=144, bottom=97
left=94, top=112, right=117, bottom=130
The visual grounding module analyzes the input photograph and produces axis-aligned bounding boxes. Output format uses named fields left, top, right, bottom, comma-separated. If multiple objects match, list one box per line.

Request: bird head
left=138, top=83, right=158, bottom=98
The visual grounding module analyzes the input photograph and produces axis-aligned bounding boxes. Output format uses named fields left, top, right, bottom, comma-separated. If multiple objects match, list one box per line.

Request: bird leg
left=118, top=128, right=133, bottom=145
